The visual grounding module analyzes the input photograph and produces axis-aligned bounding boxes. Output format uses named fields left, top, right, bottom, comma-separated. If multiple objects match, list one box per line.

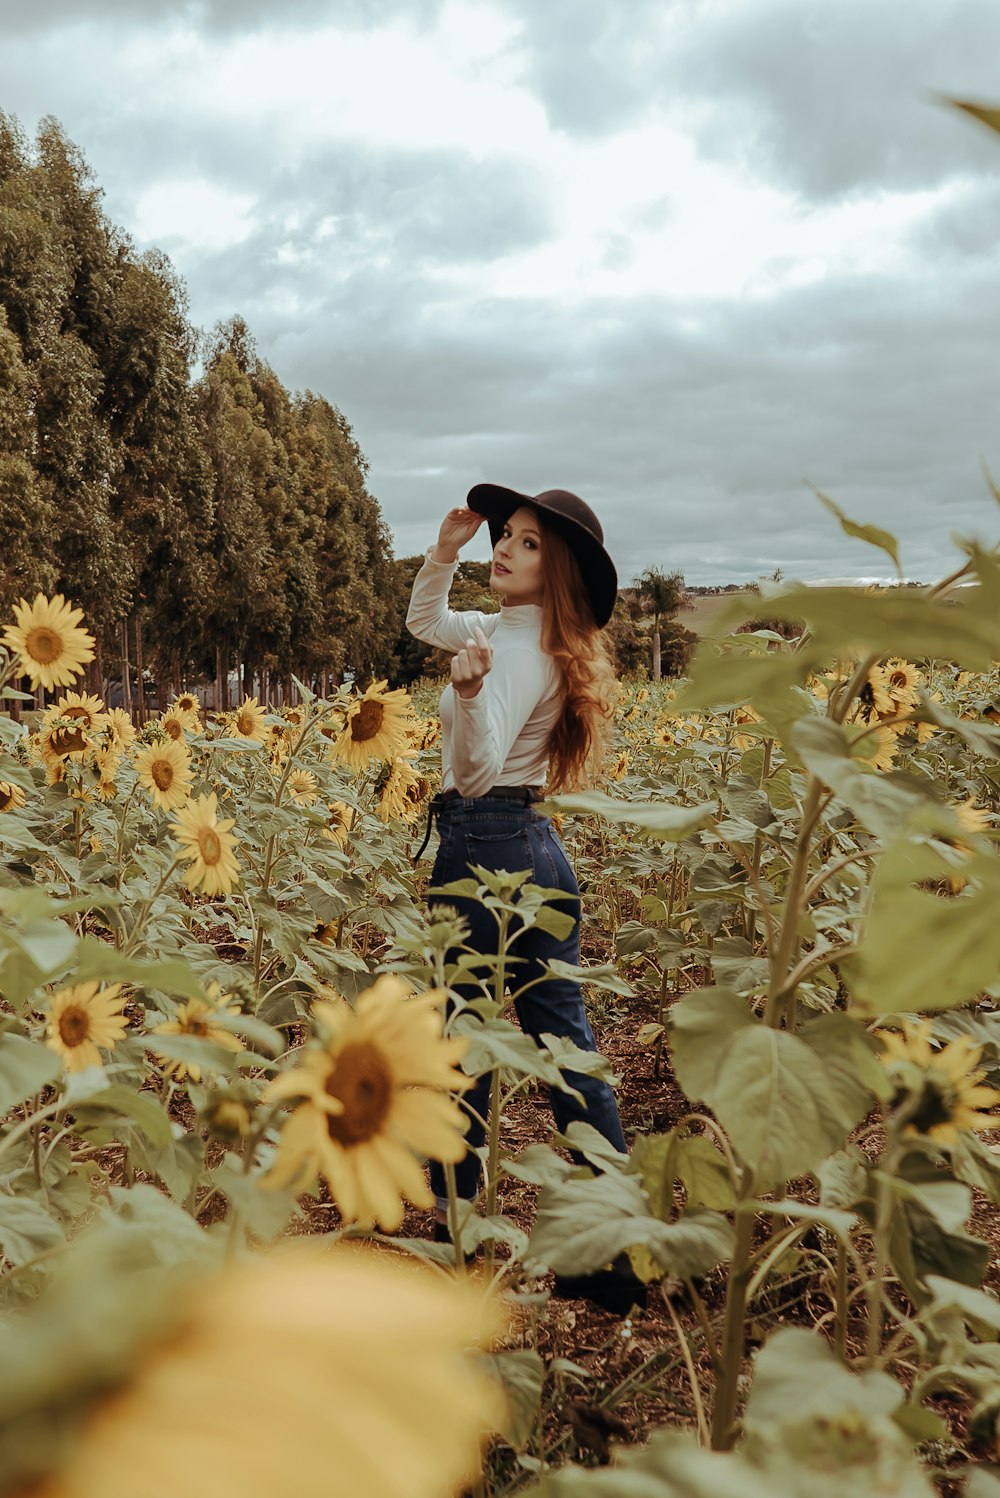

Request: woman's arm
left=450, top=646, right=552, bottom=797
left=406, top=507, right=496, bottom=652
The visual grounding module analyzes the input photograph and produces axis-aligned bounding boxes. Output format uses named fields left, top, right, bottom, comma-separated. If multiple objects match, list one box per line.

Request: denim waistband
left=413, top=785, right=544, bottom=861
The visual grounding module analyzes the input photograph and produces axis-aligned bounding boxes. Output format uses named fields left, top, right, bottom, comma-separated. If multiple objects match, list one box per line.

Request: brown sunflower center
left=164, top=718, right=183, bottom=740
left=184, top=1015, right=210, bottom=1037
left=351, top=700, right=385, bottom=743
left=58, top=1005, right=90, bottom=1047
left=889, top=672, right=907, bottom=691
left=196, top=826, right=223, bottom=865
left=26, top=626, right=61, bottom=664
left=51, top=726, right=87, bottom=756
left=908, top=1077, right=957, bottom=1135
left=0, top=787, right=14, bottom=813
left=151, top=759, right=174, bottom=791
left=324, top=1041, right=393, bottom=1146
left=236, top=710, right=255, bottom=735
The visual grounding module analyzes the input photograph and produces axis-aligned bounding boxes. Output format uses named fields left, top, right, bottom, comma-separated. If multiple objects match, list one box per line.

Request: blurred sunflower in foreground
left=1, top=593, right=95, bottom=691
left=330, top=680, right=413, bottom=770
left=264, top=975, right=470, bottom=1230
left=878, top=1019, right=1000, bottom=1145
left=13, top=1248, right=502, bottom=1498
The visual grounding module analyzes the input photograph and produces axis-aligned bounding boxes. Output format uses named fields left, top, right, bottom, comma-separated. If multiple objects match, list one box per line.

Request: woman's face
left=490, top=506, right=544, bottom=607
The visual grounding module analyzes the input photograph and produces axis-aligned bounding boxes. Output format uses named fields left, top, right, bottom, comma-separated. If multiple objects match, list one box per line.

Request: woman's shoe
left=551, top=1255, right=647, bottom=1316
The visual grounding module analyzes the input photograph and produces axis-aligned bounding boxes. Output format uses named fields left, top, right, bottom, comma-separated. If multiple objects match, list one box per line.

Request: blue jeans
left=427, top=794, right=628, bottom=1203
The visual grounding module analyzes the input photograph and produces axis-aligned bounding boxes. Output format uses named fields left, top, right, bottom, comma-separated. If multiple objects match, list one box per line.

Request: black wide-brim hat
left=466, top=484, right=618, bottom=628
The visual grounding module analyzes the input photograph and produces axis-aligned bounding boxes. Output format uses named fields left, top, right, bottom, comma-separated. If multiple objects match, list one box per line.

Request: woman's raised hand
left=451, top=626, right=493, bottom=700
left=433, top=507, right=485, bottom=563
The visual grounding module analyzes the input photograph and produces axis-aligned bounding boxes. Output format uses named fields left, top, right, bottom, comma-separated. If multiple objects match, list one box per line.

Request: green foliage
left=0, top=115, right=401, bottom=694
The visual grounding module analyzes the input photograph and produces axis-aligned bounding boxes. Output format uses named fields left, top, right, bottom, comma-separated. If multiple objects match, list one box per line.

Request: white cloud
left=131, top=178, right=258, bottom=253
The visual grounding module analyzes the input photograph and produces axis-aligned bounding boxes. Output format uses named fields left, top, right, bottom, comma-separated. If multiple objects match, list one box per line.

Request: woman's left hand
left=451, top=627, right=493, bottom=699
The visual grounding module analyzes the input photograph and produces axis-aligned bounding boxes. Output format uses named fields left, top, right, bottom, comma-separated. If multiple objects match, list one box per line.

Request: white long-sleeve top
left=406, top=551, right=562, bottom=797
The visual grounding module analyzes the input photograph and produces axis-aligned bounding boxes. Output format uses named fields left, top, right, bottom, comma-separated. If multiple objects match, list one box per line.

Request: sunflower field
left=1, top=509, right=1000, bottom=1498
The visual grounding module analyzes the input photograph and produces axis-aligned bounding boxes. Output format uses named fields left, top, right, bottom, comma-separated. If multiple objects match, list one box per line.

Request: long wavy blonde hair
left=537, top=517, right=618, bottom=792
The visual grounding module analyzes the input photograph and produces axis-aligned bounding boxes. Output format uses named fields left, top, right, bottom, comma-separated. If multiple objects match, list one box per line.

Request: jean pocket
left=465, top=827, right=534, bottom=878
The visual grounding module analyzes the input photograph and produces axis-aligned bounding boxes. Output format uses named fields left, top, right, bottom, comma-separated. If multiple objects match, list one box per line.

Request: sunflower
left=203, top=1089, right=252, bottom=1141
left=0, top=779, right=27, bottom=812
left=282, top=705, right=305, bottom=728
left=286, top=768, right=318, bottom=804
left=732, top=703, right=763, bottom=752
left=135, top=738, right=193, bottom=812
left=43, top=690, right=108, bottom=734
left=851, top=724, right=898, bottom=772
left=89, top=744, right=122, bottom=801
left=105, top=707, right=137, bottom=751
left=1, top=593, right=95, bottom=691
left=226, top=695, right=269, bottom=746
left=409, top=716, right=441, bottom=751
left=883, top=657, right=922, bottom=713
left=329, top=681, right=413, bottom=770
left=172, top=691, right=201, bottom=722
left=39, top=692, right=107, bottom=761
left=952, top=797, right=991, bottom=843
left=159, top=705, right=192, bottom=742
left=38, top=719, right=89, bottom=764
left=857, top=663, right=894, bottom=722
left=377, top=755, right=422, bottom=824
left=264, top=976, right=471, bottom=1231
left=171, top=792, right=241, bottom=896
left=878, top=1020, right=1000, bottom=1145
left=322, top=800, right=354, bottom=848
left=45, top=983, right=128, bottom=1072
left=28, top=1249, right=502, bottom=1498
left=150, top=983, right=245, bottom=1082
left=266, top=722, right=291, bottom=762
left=607, top=749, right=630, bottom=781
left=915, top=689, right=943, bottom=745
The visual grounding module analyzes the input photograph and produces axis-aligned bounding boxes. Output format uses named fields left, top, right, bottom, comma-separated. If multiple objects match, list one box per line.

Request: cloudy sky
left=3, top=0, right=1000, bottom=585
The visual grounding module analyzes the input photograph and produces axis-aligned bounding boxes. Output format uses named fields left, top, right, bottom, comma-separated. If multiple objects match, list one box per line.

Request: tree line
left=0, top=114, right=402, bottom=710
left=0, top=114, right=693, bottom=708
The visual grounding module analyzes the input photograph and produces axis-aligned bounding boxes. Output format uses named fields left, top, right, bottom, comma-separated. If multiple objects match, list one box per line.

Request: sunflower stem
left=834, top=1240, right=849, bottom=1358
left=0, top=1100, right=67, bottom=1166
left=30, top=1093, right=42, bottom=1185
left=483, top=1067, right=503, bottom=1280
left=121, top=854, right=182, bottom=956
left=443, top=1158, right=467, bottom=1278
left=251, top=833, right=277, bottom=1003
left=709, top=1172, right=756, bottom=1450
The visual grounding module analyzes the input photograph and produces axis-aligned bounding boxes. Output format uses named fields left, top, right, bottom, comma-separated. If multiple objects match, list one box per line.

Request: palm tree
left=634, top=567, right=686, bottom=681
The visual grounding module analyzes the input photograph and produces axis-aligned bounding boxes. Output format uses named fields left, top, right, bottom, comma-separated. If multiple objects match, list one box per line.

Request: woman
left=406, top=483, right=644, bottom=1313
